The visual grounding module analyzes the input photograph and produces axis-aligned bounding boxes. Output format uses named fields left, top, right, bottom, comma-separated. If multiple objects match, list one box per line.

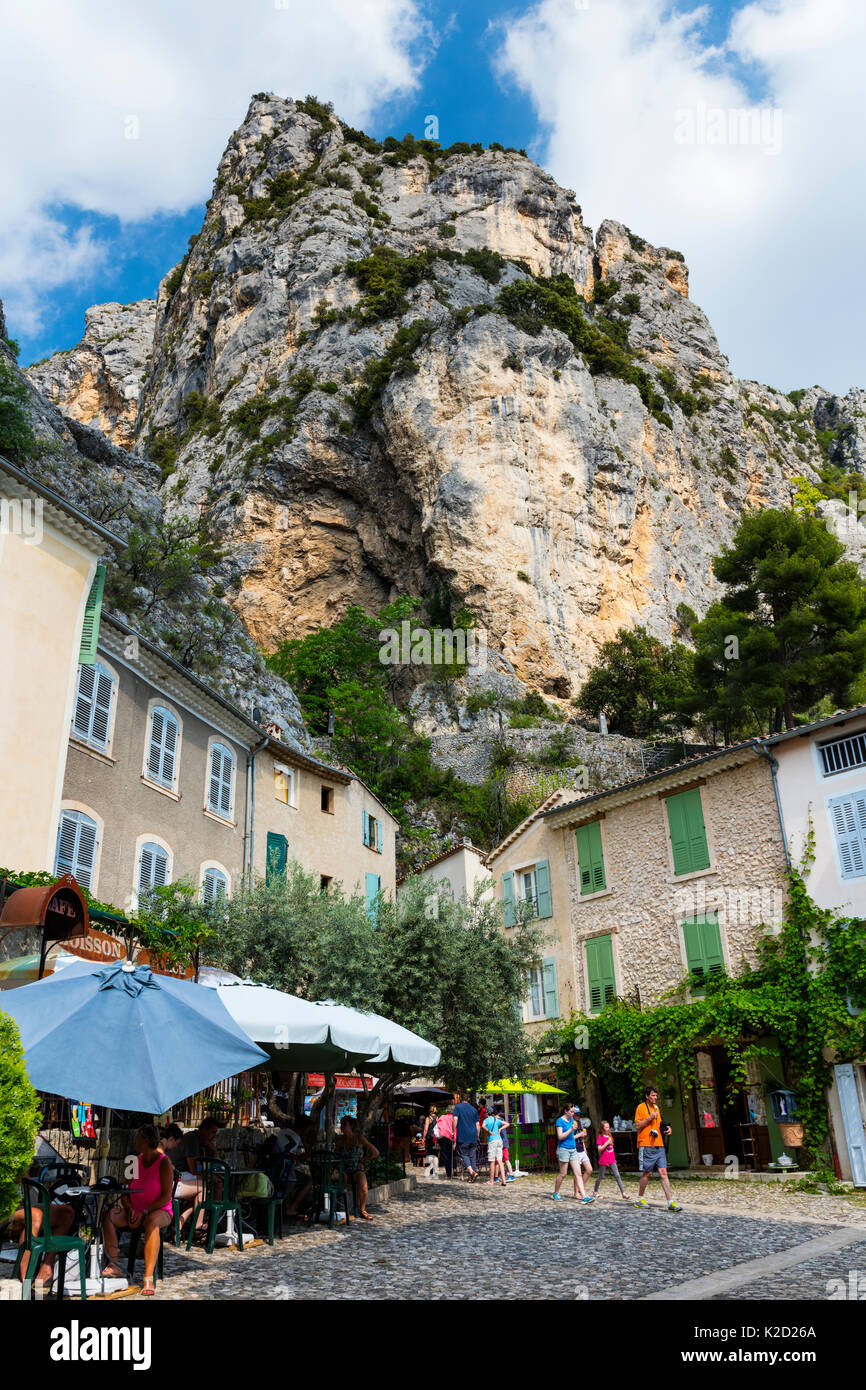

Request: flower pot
left=778, top=1120, right=804, bottom=1147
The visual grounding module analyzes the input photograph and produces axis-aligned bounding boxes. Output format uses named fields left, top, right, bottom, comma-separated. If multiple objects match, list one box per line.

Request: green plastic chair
left=12, top=1178, right=88, bottom=1300
left=306, top=1149, right=351, bottom=1229
left=184, top=1159, right=244, bottom=1255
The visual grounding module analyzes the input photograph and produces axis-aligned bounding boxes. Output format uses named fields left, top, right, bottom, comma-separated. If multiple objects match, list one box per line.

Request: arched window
left=71, top=662, right=115, bottom=751
left=138, top=840, right=170, bottom=893
left=207, top=742, right=235, bottom=819
left=146, top=706, right=179, bottom=788
left=202, top=866, right=229, bottom=904
left=55, top=810, right=98, bottom=889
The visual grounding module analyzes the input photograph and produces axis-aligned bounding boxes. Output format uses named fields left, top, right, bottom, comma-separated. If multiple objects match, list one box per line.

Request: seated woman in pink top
left=103, top=1124, right=174, bottom=1294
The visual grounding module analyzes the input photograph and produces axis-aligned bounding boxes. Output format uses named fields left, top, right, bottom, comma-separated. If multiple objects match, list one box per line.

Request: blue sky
left=3, top=0, right=865, bottom=393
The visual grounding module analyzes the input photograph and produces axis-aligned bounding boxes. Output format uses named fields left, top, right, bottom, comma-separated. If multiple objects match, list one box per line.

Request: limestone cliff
left=26, top=300, right=156, bottom=450
left=16, top=95, right=866, bottom=701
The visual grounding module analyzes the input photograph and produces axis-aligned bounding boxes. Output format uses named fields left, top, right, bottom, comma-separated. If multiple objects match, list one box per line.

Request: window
left=829, top=791, right=866, bottom=879
left=586, top=935, right=616, bottom=1013
left=266, top=832, right=288, bottom=885
left=502, top=861, right=552, bottom=923
left=682, top=914, right=725, bottom=993
left=55, top=810, right=98, bottom=890
left=146, top=706, right=179, bottom=789
left=576, top=821, right=606, bottom=895
left=525, top=958, right=559, bottom=1021
left=207, top=742, right=234, bottom=819
left=79, top=564, right=106, bottom=665
left=202, top=866, right=229, bottom=904
left=365, top=872, right=381, bottom=925
left=71, top=662, right=115, bottom=751
left=274, top=765, right=296, bottom=807
left=138, top=841, right=170, bottom=894
left=320, top=875, right=332, bottom=894
left=820, top=731, right=866, bottom=777
left=363, top=811, right=382, bottom=853
left=666, top=787, right=710, bottom=877
left=321, top=786, right=334, bottom=814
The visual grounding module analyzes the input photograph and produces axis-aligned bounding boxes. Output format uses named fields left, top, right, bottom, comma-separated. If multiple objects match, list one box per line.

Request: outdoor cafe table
left=50, top=1182, right=144, bottom=1292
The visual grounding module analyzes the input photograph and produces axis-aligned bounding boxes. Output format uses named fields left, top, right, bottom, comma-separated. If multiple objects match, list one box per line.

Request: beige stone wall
left=489, top=813, right=579, bottom=1029
left=562, top=757, right=789, bottom=1010
left=254, top=751, right=397, bottom=899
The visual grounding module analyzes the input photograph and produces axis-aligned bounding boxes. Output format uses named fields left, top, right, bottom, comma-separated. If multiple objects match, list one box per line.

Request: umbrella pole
left=97, top=1107, right=113, bottom=1181
left=230, top=1075, right=242, bottom=1168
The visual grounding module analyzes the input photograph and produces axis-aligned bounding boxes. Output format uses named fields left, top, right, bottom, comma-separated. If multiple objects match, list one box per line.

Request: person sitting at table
left=102, top=1125, right=173, bottom=1295
left=170, top=1116, right=222, bottom=1234
left=5, top=1164, right=76, bottom=1287
left=335, top=1116, right=379, bottom=1221
left=281, top=1119, right=315, bottom=1219
left=160, top=1123, right=184, bottom=1158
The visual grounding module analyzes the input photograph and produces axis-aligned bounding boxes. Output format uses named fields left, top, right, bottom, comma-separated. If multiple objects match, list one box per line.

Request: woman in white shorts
left=552, top=1103, right=595, bottom=1204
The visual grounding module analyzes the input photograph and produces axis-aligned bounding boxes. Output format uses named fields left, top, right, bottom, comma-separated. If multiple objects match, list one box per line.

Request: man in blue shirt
left=452, top=1094, right=480, bottom=1182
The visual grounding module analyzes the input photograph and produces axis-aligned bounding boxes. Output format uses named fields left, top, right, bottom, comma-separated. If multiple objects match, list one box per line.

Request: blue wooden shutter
left=55, top=810, right=98, bottom=890
left=586, top=935, right=616, bottom=1013
left=78, top=564, right=106, bottom=665
left=541, top=957, right=559, bottom=1018
left=576, top=821, right=606, bottom=894
left=266, top=832, right=288, bottom=885
left=72, top=662, right=114, bottom=749
left=535, top=859, right=553, bottom=918
left=366, top=872, right=381, bottom=925
left=376, top=818, right=383, bottom=853
left=202, top=867, right=228, bottom=904
left=829, top=793, right=866, bottom=879
left=667, top=788, right=710, bottom=876
left=362, top=810, right=370, bottom=846
left=209, top=743, right=233, bottom=817
left=139, top=841, right=169, bottom=893
left=502, top=871, right=515, bottom=928
left=148, top=707, right=178, bottom=787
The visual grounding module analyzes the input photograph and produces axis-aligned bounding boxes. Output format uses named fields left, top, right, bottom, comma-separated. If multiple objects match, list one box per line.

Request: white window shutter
left=202, top=867, right=227, bottom=903
left=139, top=846, right=153, bottom=892
left=55, top=810, right=97, bottom=889
left=73, top=665, right=95, bottom=740
left=139, top=842, right=170, bottom=892
left=209, top=744, right=233, bottom=817
left=91, top=668, right=113, bottom=748
left=148, top=708, right=178, bottom=787
left=830, top=794, right=866, bottom=880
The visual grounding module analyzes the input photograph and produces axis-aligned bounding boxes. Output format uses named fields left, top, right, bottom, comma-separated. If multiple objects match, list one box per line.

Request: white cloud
left=0, top=0, right=429, bottom=332
left=495, top=0, right=866, bottom=393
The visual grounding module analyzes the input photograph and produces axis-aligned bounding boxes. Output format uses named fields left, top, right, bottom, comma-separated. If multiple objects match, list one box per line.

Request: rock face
left=17, top=95, right=866, bottom=701
left=26, top=300, right=156, bottom=450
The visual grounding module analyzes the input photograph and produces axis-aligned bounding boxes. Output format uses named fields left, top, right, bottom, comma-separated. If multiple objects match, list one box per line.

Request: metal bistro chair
left=306, top=1148, right=352, bottom=1229
left=126, top=1172, right=179, bottom=1284
left=243, top=1156, right=292, bottom=1246
left=184, top=1159, right=244, bottom=1255
left=12, top=1177, right=89, bottom=1301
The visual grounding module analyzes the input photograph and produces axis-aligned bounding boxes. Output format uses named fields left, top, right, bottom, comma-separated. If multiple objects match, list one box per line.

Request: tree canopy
left=573, top=624, right=694, bottom=737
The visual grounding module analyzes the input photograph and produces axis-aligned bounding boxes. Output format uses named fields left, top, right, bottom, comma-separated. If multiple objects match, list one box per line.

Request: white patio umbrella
left=207, top=980, right=384, bottom=1070
left=311, top=1000, right=440, bottom=1073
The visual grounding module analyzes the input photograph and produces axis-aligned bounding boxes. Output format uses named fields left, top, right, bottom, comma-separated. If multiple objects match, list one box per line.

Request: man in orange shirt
left=633, top=1086, right=682, bottom=1211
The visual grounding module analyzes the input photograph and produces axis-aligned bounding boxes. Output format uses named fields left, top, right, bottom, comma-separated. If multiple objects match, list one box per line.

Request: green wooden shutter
left=79, top=564, right=106, bottom=665
left=666, top=787, right=710, bottom=876
left=576, top=821, right=606, bottom=895
left=365, top=872, right=381, bottom=925
left=541, top=957, right=559, bottom=1018
left=682, top=913, right=724, bottom=992
left=502, top=871, right=516, bottom=928
left=586, top=935, right=616, bottom=1013
left=535, top=859, right=553, bottom=918
left=266, top=831, right=288, bottom=885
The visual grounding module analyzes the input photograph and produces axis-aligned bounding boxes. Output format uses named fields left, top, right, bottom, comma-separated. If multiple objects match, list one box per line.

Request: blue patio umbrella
left=1, top=959, right=269, bottom=1113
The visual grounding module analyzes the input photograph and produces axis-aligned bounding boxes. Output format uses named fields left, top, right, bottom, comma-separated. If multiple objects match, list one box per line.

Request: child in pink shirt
left=594, top=1120, right=628, bottom=1199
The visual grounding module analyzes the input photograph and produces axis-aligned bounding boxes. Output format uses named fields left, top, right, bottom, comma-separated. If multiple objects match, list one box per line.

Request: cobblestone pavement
left=140, top=1174, right=866, bottom=1302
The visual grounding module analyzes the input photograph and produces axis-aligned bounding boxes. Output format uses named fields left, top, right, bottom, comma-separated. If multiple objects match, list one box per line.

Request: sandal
left=142, top=1276, right=155, bottom=1297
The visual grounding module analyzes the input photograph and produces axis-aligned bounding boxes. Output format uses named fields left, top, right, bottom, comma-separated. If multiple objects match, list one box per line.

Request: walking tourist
left=552, top=1103, right=595, bottom=1203
left=436, top=1105, right=456, bottom=1177
left=573, top=1105, right=593, bottom=1182
left=501, top=1123, right=516, bottom=1181
left=593, top=1121, right=628, bottom=1200
left=633, top=1087, right=683, bottom=1212
left=452, top=1092, right=480, bottom=1182
left=482, top=1104, right=509, bottom=1187
left=102, top=1125, right=174, bottom=1295
left=422, top=1104, right=440, bottom=1178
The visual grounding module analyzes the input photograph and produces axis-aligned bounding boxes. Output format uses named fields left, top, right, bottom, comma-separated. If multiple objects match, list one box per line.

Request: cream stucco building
left=397, top=841, right=492, bottom=905
left=0, top=455, right=120, bottom=875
